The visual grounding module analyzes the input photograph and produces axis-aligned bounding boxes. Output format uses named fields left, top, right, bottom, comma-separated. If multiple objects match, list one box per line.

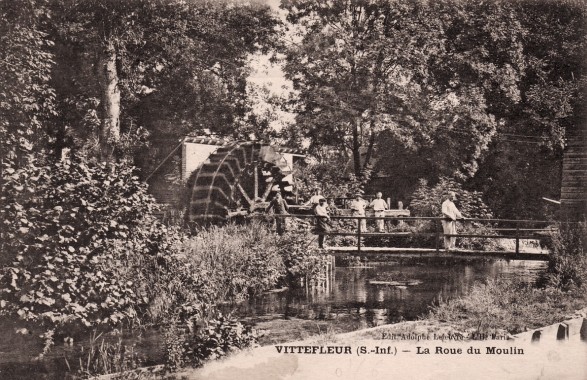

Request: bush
left=542, top=221, right=587, bottom=291
left=410, top=177, right=493, bottom=219
left=291, top=155, right=368, bottom=200
left=164, top=315, right=257, bottom=370
left=0, top=157, right=191, bottom=347
left=180, top=222, right=284, bottom=302
left=429, top=279, right=587, bottom=335
left=276, top=232, right=329, bottom=288
left=408, top=177, right=500, bottom=250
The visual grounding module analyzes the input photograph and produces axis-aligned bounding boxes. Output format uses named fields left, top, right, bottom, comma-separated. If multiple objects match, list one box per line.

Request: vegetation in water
left=1, top=0, right=586, bottom=377
left=163, top=314, right=258, bottom=370
left=65, top=332, right=144, bottom=379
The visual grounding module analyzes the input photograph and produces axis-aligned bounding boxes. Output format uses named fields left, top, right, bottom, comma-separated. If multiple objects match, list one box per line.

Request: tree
left=281, top=0, right=526, bottom=181
left=48, top=0, right=280, bottom=162
left=468, top=0, right=587, bottom=219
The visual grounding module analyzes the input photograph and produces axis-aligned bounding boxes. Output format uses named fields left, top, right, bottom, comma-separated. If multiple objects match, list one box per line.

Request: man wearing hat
left=350, top=193, right=367, bottom=232
left=441, top=191, right=464, bottom=251
left=314, top=198, right=331, bottom=248
left=266, top=192, right=289, bottom=235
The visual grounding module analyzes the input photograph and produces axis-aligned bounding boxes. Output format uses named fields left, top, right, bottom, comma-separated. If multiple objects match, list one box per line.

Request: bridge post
left=357, top=217, right=361, bottom=253
left=515, top=225, right=520, bottom=255
left=435, top=219, right=440, bottom=253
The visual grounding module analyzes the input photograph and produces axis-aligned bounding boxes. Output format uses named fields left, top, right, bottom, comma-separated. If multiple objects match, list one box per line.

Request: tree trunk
left=352, top=118, right=362, bottom=178
left=97, top=41, right=120, bottom=161
left=363, top=128, right=376, bottom=171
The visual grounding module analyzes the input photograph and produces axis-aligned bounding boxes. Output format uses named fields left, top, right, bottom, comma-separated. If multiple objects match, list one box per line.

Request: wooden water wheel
left=185, top=142, right=289, bottom=225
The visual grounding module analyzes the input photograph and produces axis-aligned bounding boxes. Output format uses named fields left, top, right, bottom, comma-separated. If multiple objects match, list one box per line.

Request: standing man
left=441, top=191, right=463, bottom=251
left=369, top=192, right=388, bottom=232
left=304, top=188, right=325, bottom=209
left=266, top=192, right=289, bottom=235
left=314, top=198, right=331, bottom=248
left=350, top=193, right=367, bottom=232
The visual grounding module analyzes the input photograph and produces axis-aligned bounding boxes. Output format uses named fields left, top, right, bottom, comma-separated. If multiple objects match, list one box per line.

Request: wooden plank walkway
left=324, top=246, right=549, bottom=261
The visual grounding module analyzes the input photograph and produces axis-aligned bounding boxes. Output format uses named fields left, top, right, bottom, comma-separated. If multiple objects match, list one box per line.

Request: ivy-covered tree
left=0, top=0, right=56, bottom=166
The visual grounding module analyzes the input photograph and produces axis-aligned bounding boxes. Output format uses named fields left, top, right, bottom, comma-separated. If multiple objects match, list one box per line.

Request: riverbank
left=179, top=305, right=587, bottom=380
left=45, top=263, right=586, bottom=379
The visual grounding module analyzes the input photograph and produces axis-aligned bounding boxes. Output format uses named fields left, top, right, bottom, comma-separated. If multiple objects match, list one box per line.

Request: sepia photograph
left=1, top=0, right=586, bottom=379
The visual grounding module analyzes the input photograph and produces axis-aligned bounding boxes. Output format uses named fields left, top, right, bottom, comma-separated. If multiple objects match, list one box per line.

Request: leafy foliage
left=0, top=0, right=56, bottom=164
left=47, top=0, right=280, bottom=161
left=276, top=232, right=329, bottom=288
left=292, top=156, right=365, bottom=200
left=0, top=157, right=182, bottom=337
left=281, top=0, right=586, bottom=221
left=180, top=222, right=285, bottom=303
left=410, top=177, right=493, bottom=219
left=280, top=0, right=526, bottom=180
left=164, top=315, right=257, bottom=370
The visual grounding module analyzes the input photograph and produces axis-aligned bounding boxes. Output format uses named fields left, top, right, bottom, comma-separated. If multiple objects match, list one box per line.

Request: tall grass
left=428, top=279, right=587, bottom=335
left=65, top=331, right=143, bottom=379
left=183, top=221, right=285, bottom=301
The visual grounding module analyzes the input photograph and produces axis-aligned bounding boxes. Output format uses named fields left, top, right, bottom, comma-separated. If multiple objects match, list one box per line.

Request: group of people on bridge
left=266, top=188, right=465, bottom=251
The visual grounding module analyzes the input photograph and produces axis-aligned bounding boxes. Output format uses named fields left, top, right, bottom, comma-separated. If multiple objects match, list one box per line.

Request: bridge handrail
left=253, top=213, right=558, bottom=254
left=259, top=213, right=555, bottom=224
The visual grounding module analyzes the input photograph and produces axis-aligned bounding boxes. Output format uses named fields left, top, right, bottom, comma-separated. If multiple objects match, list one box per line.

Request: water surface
left=225, top=259, right=546, bottom=344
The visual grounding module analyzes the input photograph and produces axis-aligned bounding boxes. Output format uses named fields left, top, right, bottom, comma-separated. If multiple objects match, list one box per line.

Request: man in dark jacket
left=266, top=192, right=289, bottom=235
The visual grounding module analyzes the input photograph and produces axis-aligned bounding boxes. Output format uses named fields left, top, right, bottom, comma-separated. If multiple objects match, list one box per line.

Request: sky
left=246, top=0, right=297, bottom=131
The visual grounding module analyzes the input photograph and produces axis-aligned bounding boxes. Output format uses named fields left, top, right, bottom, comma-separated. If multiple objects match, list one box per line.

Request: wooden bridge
left=263, top=213, right=553, bottom=261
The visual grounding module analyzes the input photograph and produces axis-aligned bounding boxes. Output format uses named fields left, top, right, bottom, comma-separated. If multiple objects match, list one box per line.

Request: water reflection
left=227, top=260, right=546, bottom=342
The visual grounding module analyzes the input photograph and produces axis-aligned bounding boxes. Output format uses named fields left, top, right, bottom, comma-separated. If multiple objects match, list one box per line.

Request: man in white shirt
left=304, top=188, right=325, bottom=208
left=350, top=194, right=367, bottom=232
left=314, top=198, right=331, bottom=248
left=441, top=191, right=463, bottom=251
left=369, top=192, right=388, bottom=232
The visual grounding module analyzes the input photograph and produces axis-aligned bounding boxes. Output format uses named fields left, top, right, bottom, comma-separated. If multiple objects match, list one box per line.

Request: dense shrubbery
left=410, top=177, right=493, bottom=219
left=180, top=222, right=285, bottom=302
left=175, top=225, right=329, bottom=298
left=0, top=157, right=178, bottom=345
left=156, top=227, right=328, bottom=369
left=292, top=157, right=370, bottom=200
left=406, top=177, right=501, bottom=250
left=276, top=232, right=329, bottom=288
left=0, top=157, right=330, bottom=373
left=543, top=221, right=587, bottom=291
left=164, top=315, right=258, bottom=370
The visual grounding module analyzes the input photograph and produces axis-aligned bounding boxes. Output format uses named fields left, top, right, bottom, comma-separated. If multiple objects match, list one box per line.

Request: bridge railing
left=256, top=213, right=556, bottom=255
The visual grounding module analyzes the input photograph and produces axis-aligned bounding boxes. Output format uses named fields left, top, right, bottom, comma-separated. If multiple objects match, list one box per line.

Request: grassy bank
left=428, top=279, right=587, bottom=335
left=411, top=221, right=587, bottom=336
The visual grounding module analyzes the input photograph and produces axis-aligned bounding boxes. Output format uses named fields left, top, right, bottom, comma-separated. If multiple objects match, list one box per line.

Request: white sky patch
left=245, top=0, right=297, bottom=132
